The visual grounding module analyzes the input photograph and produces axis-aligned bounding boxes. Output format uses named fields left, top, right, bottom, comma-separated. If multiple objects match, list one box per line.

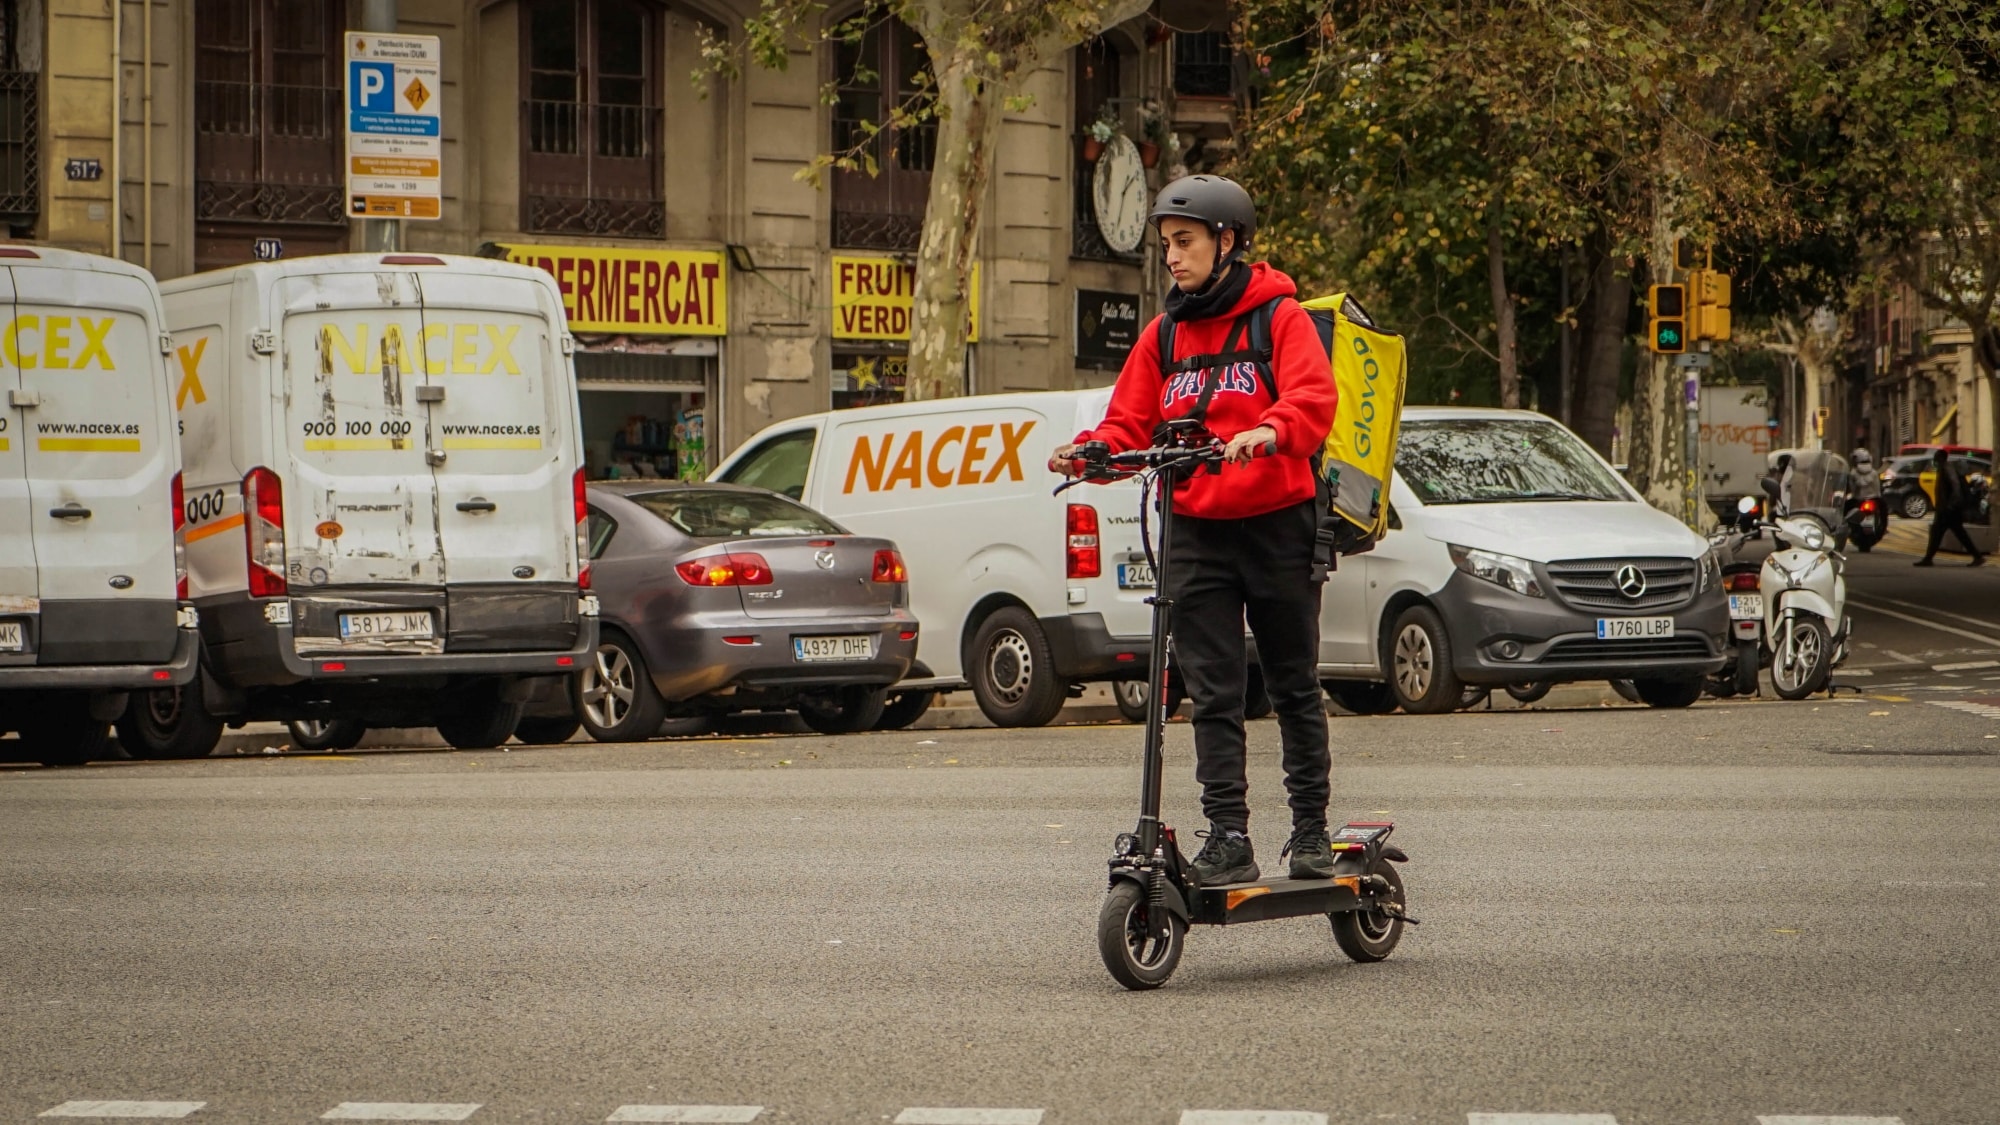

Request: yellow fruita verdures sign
left=499, top=243, right=727, bottom=335
left=833, top=256, right=979, bottom=342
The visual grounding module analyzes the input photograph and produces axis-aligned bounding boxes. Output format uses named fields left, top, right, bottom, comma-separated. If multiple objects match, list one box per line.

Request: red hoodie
left=1076, top=262, right=1336, bottom=520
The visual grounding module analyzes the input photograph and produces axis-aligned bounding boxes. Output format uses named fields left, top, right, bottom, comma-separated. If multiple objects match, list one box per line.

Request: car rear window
left=628, top=489, right=843, bottom=539
left=1398, top=419, right=1628, bottom=505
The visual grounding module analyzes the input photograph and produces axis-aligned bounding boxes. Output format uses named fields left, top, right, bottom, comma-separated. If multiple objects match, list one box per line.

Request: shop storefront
left=498, top=242, right=728, bottom=480
left=830, top=255, right=979, bottom=409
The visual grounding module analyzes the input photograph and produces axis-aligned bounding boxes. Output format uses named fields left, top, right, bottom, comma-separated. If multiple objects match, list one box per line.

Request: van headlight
left=1698, top=547, right=1720, bottom=592
left=1448, top=544, right=1544, bottom=598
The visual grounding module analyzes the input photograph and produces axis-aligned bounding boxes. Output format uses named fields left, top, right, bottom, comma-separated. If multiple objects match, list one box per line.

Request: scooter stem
left=1136, top=471, right=1176, bottom=855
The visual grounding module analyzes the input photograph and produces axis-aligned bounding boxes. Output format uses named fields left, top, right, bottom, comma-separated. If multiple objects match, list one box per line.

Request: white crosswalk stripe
left=892, top=1111, right=1043, bottom=1125
left=1176, top=1104, right=1320, bottom=1112
left=1756, top=1117, right=1906, bottom=1124
left=38, top=1104, right=207, bottom=1119
left=606, top=1109, right=763, bottom=1123
left=319, top=1105, right=482, bottom=1121
left=1931, top=699, right=2000, bottom=719
left=1467, top=1116, right=1621, bottom=1125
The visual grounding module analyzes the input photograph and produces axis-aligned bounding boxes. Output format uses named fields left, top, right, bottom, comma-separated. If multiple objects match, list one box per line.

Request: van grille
left=1544, top=557, right=1698, bottom=611
left=1540, top=636, right=1714, bottom=664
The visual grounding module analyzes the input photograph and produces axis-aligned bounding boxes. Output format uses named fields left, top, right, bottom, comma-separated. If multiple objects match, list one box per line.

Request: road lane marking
left=320, top=1106, right=481, bottom=1121
left=1848, top=592, right=2000, bottom=632
left=1176, top=1104, right=1320, bottom=1112
left=39, top=1104, right=206, bottom=1119
left=1934, top=659, right=2000, bottom=671
left=1846, top=597, right=2000, bottom=647
left=1756, top=1118, right=1905, bottom=1124
left=607, top=1110, right=762, bottom=1123
left=1932, top=700, right=2000, bottom=720
left=1468, top=1117, right=1619, bottom=1125
left=1882, top=650, right=1921, bottom=664
left=896, top=1104, right=1048, bottom=1112
left=1181, top=1113, right=1328, bottom=1125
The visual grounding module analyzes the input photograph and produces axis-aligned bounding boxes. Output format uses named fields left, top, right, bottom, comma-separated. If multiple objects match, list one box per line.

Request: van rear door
left=279, top=271, right=442, bottom=586
left=0, top=268, right=33, bottom=652
left=410, top=269, right=576, bottom=588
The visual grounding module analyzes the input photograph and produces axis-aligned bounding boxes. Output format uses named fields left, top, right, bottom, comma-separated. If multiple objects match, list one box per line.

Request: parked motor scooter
left=1703, top=506, right=1767, bottom=698
left=1749, top=484, right=1851, bottom=700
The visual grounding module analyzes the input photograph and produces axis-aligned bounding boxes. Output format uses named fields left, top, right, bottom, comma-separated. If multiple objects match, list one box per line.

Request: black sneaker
left=1190, top=827, right=1259, bottom=885
left=1283, top=826, right=1337, bottom=880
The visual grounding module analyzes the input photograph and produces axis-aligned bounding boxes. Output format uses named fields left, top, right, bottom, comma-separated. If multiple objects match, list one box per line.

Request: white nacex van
left=0, top=247, right=200, bottom=766
left=713, top=390, right=1149, bottom=727
left=124, top=253, right=597, bottom=756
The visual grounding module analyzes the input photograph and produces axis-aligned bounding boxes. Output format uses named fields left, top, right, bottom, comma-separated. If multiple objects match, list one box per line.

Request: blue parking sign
left=349, top=61, right=394, bottom=112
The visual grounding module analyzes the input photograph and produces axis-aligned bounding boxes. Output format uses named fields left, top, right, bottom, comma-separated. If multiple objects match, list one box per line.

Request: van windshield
left=629, top=488, right=842, bottom=539
left=717, top=429, right=815, bottom=499
left=1398, top=419, right=1627, bottom=505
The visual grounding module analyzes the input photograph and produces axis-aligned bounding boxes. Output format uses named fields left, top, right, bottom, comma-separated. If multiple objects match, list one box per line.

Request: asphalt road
left=4, top=547, right=1998, bottom=1125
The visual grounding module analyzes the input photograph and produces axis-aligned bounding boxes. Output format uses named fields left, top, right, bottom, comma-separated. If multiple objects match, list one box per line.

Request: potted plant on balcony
left=1138, top=99, right=1168, bottom=168
left=1084, top=106, right=1119, bottom=163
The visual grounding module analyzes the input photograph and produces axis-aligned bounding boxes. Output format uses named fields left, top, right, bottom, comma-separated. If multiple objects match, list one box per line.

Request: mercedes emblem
left=1614, top=564, right=1648, bottom=599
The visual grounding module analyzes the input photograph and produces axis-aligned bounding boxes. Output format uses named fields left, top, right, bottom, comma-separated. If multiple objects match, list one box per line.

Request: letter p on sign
left=351, top=61, right=392, bottom=110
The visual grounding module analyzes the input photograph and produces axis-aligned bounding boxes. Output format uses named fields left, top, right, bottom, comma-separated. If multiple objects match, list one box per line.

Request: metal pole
left=361, top=0, right=400, bottom=253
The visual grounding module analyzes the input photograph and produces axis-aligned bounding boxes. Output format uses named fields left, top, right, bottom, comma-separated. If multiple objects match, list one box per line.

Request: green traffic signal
left=1650, top=317, right=1685, bottom=353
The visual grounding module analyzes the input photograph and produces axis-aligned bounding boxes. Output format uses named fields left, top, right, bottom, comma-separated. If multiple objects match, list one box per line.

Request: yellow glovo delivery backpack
left=1156, top=290, right=1409, bottom=579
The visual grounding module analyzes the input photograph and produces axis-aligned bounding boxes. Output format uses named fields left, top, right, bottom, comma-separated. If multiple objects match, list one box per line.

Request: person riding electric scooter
left=1050, top=175, right=1339, bottom=883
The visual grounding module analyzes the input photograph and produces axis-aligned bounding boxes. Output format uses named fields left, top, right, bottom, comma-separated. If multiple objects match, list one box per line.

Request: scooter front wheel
left=1772, top=616, right=1831, bottom=701
left=1330, top=860, right=1406, bottom=963
left=1097, top=880, right=1184, bottom=990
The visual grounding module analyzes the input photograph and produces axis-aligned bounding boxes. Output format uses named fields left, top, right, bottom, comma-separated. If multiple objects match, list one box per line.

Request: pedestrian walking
left=1915, top=448, right=1986, bottom=567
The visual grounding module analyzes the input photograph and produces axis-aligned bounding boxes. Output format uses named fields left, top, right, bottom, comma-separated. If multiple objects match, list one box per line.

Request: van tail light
left=242, top=466, right=287, bottom=598
left=1726, top=572, right=1761, bottom=592
left=675, top=552, right=773, bottom=587
left=573, top=466, right=591, bottom=590
left=1066, top=503, right=1101, bottom=579
left=171, top=470, right=189, bottom=600
left=872, top=549, right=907, bottom=583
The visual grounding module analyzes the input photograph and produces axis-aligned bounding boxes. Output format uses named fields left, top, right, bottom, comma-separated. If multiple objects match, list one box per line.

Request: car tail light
left=675, top=552, right=773, bottom=587
left=573, top=466, right=591, bottom=590
left=171, top=470, right=189, bottom=600
left=242, top=466, right=287, bottom=598
left=872, top=549, right=907, bottom=583
left=1726, top=572, right=1761, bottom=592
left=1066, top=503, right=1101, bottom=579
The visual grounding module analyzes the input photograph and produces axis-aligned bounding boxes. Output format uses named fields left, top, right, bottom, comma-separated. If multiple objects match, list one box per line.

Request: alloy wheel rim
left=1394, top=625, right=1433, bottom=699
left=1776, top=624, right=1822, bottom=691
left=1114, top=681, right=1146, bottom=708
left=582, top=643, right=635, bottom=728
left=146, top=686, right=182, bottom=727
left=292, top=719, right=331, bottom=740
left=987, top=629, right=1033, bottom=704
left=1123, top=900, right=1175, bottom=968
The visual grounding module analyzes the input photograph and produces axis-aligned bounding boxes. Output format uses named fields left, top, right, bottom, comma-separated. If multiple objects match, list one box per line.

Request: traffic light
left=1687, top=269, right=1733, bottom=342
left=1674, top=238, right=1704, bottom=271
left=1649, top=284, right=1686, bottom=354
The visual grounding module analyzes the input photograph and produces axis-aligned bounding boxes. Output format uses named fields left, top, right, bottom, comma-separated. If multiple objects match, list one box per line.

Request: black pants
left=1924, top=509, right=1982, bottom=560
left=1164, top=499, right=1330, bottom=835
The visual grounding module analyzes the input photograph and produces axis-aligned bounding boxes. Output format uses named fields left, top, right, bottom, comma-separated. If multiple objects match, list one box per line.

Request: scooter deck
left=1191, top=868, right=1375, bottom=926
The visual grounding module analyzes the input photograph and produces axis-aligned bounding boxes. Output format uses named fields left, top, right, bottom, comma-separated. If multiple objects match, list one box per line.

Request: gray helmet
left=1149, top=175, right=1257, bottom=250
left=1851, top=447, right=1873, bottom=466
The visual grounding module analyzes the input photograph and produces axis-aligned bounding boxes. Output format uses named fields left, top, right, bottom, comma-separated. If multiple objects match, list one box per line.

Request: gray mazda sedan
left=551, top=482, right=918, bottom=740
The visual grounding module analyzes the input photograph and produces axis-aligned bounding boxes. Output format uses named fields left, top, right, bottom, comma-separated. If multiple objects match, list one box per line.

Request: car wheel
left=1901, top=491, right=1930, bottom=520
left=575, top=631, right=668, bottom=743
left=1633, top=677, right=1703, bottom=709
left=967, top=606, right=1067, bottom=728
left=657, top=716, right=713, bottom=737
left=1386, top=605, right=1465, bottom=715
left=15, top=698, right=113, bottom=767
left=1771, top=616, right=1832, bottom=701
left=117, top=674, right=224, bottom=760
left=435, top=680, right=526, bottom=751
left=511, top=714, right=581, bottom=745
left=286, top=718, right=366, bottom=752
left=1504, top=681, right=1553, bottom=705
left=874, top=688, right=936, bottom=731
left=1112, top=680, right=1149, bottom=723
left=1324, top=680, right=1399, bottom=715
left=798, top=685, right=888, bottom=735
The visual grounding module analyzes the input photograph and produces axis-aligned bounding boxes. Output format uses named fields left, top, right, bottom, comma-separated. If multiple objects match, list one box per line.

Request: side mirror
left=1759, top=476, right=1781, bottom=500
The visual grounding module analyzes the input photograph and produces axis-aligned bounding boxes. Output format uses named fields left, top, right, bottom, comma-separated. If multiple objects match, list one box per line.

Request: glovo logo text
left=1349, top=334, right=1380, bottom=458
left=320, top=322, right=522, bottom=375
left=1, top=315, right=118, bottom=370
left=842, top=421, right=1036, bottom=494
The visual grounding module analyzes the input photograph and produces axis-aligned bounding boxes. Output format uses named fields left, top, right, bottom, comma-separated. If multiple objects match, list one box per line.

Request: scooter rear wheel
left=1330, top=861, right=1406, bottom=963
left=1097, top=880, right=1184, bottom=990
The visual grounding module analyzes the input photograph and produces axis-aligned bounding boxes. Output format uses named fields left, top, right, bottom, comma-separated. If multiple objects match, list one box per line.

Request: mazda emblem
left=814, top=549, right=837, bottom=571
left=1614, top=564, right=1648, bottom=599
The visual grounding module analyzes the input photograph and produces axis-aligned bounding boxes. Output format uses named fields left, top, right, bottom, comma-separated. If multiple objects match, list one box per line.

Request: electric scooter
left=1057, top=421, right=1414, bottom=991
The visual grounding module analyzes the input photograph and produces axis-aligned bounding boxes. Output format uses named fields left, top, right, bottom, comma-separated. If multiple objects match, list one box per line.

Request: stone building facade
left=9, top=0, right=1237, bottom=475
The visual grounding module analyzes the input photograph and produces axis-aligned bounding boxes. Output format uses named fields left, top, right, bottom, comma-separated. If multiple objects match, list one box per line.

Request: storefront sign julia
left=832, top=256, right=980, bottom=342
left=497, top=244, right=727, bottom=336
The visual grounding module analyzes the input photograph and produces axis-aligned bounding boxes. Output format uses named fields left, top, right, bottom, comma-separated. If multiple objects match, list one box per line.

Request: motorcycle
left=1843, top=493, right=1885, bottom=552
left=1747, top=486, right=1851, bottom=701
left=1704, top=512, right=1766, bottom=698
